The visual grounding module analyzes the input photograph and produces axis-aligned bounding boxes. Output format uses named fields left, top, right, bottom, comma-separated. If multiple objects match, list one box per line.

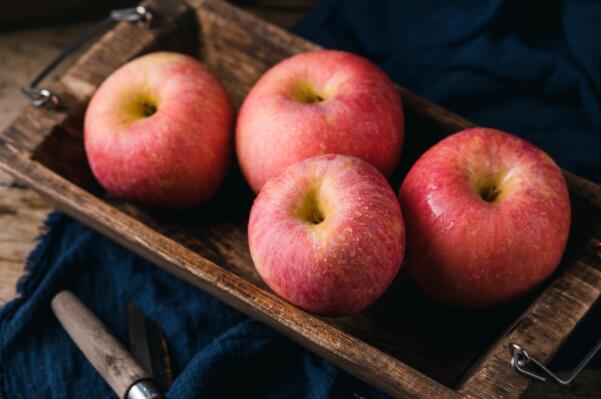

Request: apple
left=399, top=127, right=571, bottom=308
left=248, top=154, right=405, bottom=316
left=236, top=49, right=404, bottom=193
left=84, top=52, right=233, bottom=208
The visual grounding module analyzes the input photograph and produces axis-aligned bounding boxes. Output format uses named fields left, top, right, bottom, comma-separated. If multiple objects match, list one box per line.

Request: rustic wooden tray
left=1, top=0, right=600, bottom=397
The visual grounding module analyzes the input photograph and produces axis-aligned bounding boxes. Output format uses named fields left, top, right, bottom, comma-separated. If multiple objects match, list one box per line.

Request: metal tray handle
left=21, top=5, right=153, bottom=109
left=510, top=340, right=601, bottom=386
left=510, top=242, right=601, bottom=386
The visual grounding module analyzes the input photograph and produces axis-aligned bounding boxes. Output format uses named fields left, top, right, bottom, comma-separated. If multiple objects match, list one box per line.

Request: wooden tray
left=1, top=0, right=600, bottom=397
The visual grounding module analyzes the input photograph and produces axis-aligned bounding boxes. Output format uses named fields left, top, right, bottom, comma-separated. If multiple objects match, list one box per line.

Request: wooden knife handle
left=51, top=290, right=150, bottom=399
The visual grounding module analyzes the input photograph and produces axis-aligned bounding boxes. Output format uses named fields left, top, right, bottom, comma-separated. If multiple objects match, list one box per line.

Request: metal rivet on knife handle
left=126, top=380, right=163, bottom=399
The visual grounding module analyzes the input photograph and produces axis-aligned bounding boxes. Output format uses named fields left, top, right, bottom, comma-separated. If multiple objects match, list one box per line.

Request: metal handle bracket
left=510, top=339, right=601, bottom=386
left=21, top=5, right=153, bottom=109
left=510, top=241, right=601, bottom=386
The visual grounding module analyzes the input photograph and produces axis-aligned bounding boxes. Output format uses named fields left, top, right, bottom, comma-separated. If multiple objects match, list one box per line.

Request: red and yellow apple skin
left=84, top=52, right=233, bottom=209
left=236, top=50, right=404, bottom=193
left=248, top=154, right=405, bottom=316
left=399, top=128, right=571, bottom=308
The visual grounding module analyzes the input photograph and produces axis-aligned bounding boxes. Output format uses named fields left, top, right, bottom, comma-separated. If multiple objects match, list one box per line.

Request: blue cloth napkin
left=1, top=0, right=600, bottom=398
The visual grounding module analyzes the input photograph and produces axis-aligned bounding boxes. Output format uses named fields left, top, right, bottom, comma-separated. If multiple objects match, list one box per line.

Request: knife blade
left=128, top=304, right=173, bottom=392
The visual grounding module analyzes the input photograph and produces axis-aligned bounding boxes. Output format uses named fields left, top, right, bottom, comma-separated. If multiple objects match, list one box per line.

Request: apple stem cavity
left=479, top=184, right=500, bottom=203
left=291, top=81, right=326, bottom=104
left=308, top=209, right=325, bottom=224
left=296, top=187, right=326, bottom=225
left=140, top=101, right=157, bottom=117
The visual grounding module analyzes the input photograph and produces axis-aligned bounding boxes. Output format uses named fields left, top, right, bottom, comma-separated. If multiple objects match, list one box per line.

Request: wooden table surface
left=0, top=2, right=598, bottom=398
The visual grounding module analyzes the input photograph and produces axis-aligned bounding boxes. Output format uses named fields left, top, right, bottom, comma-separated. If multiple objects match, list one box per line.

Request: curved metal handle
left=510, top=340, right=601, bottom=386
left=510, top=241, right=601, bottom=386
left=21, top=5, right=153, bottom=109
left=509, top=241, right=601, bottom=386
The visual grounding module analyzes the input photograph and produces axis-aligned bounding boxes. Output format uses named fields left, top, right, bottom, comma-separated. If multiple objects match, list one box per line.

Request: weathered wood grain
left=0, top=0, right=600, bottom=398
left=0, top=24, right=87, bottom=305
left=0, top=175, right=52, bottom=305
left=526, top=369, right=601, bottom=399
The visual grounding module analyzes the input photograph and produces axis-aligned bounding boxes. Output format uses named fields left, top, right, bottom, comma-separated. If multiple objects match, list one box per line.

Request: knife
left=51, top=291, right=163, bottom=399
left=127, top=303, right=173, bottom=392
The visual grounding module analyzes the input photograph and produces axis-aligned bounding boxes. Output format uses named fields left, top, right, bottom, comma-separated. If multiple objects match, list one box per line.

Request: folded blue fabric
left=1, top=0, right=600, bottom=398
left=0, top=212, right=384, bottom=398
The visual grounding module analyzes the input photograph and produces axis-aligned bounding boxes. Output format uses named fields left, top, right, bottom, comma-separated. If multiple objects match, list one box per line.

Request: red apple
left=236, top=50, right=404, bottom=193
left=84, top=52, right=233, bottom=208
left=399, top=128, right=571, bottom=308
left=248, top=154, right=405, bottom=316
